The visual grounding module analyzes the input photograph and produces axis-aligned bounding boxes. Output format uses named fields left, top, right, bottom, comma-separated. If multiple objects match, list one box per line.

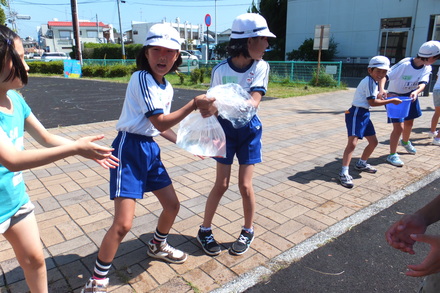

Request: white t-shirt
left=351, top=75, right=378, bottom=109
left=387, top=57, right=431, bottom=95
left=116, top=70, right=173, bottom=136
left=210, top=58, right=270, bottom=94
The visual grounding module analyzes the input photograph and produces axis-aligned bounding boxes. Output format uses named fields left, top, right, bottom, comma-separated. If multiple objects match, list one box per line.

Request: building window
left=59, top=30, right=71, bottom=40
left=86, top=30, right=98, bottom=38
left=379, top=17, right=411, bottom=63
left=428, top=15, right=440, bottom=41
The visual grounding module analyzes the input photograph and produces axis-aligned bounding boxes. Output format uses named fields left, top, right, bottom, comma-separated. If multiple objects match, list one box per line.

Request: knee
left=22, top=251, right=46, bottom=271
left=163, top=201, right=180, bottom=216
left=370, top=138, right=379, bottom=147
left=112, top=221, right=132, bottom=237
left=238, top=182, right=253, bottom=197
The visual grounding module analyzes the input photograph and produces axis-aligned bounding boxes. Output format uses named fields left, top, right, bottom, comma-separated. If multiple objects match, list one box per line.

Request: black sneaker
left=230, top=229, right=254, bottom=255
left=197, top=228, right=221, bottom=256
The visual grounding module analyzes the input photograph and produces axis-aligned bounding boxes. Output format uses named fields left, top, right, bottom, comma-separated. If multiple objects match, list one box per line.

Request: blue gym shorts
left=387, top=96, right=422, bottom=123
left=110, top=131, right=172, bottom=199
left=214, top=115, right=262, bottom=165
left=345, top=106, right=375, bottom=139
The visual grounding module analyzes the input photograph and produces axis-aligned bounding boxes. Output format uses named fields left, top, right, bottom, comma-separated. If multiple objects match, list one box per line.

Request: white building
left=131, top=21, right=206, bottom=50
left=286, top=0, right=440, bottom=63
left=38, top=20, right=114, bottom=54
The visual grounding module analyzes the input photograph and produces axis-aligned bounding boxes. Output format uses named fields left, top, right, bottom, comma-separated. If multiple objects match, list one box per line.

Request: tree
left=286, top=37, right=339, bottom=61
left=0, top=0, right=7, bottom=26
left=248, top=0, right=287, bottom=61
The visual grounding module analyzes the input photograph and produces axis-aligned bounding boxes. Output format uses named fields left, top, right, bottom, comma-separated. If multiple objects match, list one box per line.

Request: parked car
left=180, top=50, right=198, bottom=66
left=187, top=50, right=203, bottom=60
left=41, top=52, right=70, bottom=62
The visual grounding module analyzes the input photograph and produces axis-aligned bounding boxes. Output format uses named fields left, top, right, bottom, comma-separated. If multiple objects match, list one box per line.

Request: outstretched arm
left=0, top=113, right=119, bottom=171
left=149, top=94, right=216, bottom=132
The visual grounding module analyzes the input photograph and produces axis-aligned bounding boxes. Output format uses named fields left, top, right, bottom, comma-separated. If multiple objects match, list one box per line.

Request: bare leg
left=238, top=164, right=256, bottom=229
left=97, top=197, right=136, bottom=263
left=152, top=184, right=180, bottom=234
left=402, top=119, right=414, bottom=142
left=342, top=136, right=358, bottom=167
left=390, top=122, right=403, bottom=153
left=430, top=107, right=440, bottom=133
left=202, top=162, right=231, bottom=228
left=360, top=135, right=378, bottom=161
left=4, top=213, right=48, bottom=293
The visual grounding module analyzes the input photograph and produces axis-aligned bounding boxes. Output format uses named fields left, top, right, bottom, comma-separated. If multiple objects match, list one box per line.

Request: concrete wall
left=286, top=0, right=440, bottom=62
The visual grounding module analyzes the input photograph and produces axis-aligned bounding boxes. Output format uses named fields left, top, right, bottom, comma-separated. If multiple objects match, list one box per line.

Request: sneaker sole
left=387, top=160, right=404, bottom=167
left=196, top=235, right=221, bottom=256
left=339, top=182, right=354, bottom=188
left=229, top=238, right=254, bottom=255
left=147, top=249, right=187, bottom=264
left=354, top=166, right=377, bottom=173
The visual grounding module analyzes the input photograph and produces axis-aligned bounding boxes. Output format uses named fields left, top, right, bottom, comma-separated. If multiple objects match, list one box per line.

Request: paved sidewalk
left=2, top=88, right=440, bottom=292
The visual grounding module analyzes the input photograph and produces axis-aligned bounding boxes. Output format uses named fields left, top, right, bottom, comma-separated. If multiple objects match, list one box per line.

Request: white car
left=41, top=52, right=70, bottom=62
left=180, top=50, right=198, bottom=66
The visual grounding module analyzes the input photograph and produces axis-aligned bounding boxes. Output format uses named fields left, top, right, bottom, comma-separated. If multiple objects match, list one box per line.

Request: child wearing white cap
left=81, top=23, right=216, bottom=292
left=379, top=40, right=440, bottom=167
left=197, top=13, right=275, bottom=256
left=339, top=56, right=402, bottom=188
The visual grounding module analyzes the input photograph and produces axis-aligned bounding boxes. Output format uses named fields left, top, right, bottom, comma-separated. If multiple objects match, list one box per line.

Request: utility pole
left=116, top=0, right=126, bottom=59
left=70, top=0, right=82, bottom=63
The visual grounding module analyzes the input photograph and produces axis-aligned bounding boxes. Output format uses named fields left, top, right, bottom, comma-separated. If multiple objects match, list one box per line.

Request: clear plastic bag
left=207, top=83, right=257, bottom=128
left=176, top=113, right=226, bottom=158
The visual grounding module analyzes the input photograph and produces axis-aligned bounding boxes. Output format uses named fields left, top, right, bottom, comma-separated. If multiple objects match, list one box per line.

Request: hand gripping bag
left=207, top=83, right=257, bottom=129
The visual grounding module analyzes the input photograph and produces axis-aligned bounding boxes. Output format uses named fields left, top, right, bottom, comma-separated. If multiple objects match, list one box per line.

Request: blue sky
left=8, top=0, right=255, bottom=40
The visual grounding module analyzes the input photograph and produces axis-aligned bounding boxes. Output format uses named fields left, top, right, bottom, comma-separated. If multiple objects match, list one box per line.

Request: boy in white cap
left=339, top=56, right=402, bottom=188
left=197, top=13, right=275, bottom=256
left=379, top=40, right=440, bottom=167
left=81, top=23, right=215, bottom=292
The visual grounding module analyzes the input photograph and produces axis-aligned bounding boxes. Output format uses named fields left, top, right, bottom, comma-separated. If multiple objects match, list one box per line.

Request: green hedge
left=28, top=61, right=137, bottom=78
left=83, top=43, right=143, bottom=59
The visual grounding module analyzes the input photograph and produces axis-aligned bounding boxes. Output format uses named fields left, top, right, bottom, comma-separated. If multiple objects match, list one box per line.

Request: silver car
left=180, top=50, right=198, bottom=66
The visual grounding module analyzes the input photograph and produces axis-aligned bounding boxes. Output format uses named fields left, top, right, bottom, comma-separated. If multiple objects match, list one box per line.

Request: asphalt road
left=245, top=178, right=440, bottom=293
left=20, top=76, right=205, bottom=129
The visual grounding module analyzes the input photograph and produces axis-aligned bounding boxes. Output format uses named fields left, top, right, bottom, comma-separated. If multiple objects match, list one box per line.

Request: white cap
left=230, top=13, right=276, bottom=39
left=368, top=55, right=390, bottom=70
left=143, top=23, right=181, bottom=50
left=418, top=40, right=440, bottom=58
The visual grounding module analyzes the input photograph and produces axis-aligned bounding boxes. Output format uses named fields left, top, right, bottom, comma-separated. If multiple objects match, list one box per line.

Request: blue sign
left=205, top=14, right=211, bottom=27
left=63, top=60, right=82, bottom=78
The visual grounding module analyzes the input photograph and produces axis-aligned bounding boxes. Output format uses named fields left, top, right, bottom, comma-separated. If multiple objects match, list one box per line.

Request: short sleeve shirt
left=210, top=58, right=270, bottom=94
left=352, top=75, right=378, bottom=109
left=0, top=90, right=31, bottom=224
left=116, top=70, right=174, bottom=136
left=387, top=57, right=431, bottom=95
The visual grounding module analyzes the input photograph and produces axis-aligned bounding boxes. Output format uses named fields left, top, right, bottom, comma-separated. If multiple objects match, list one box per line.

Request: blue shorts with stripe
left=214, top=115, right=262, bottom=165
left=109, top=131, right=172, bottom=200
left=345, top=106, right=375, bottom=139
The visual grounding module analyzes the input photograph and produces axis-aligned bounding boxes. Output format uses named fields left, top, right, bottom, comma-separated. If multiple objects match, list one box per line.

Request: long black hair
left=0, top=25, right=27, bottom=85
left=136, top=46, right=182, bottom=73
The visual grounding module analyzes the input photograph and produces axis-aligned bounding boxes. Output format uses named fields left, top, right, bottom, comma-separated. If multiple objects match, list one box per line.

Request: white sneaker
left=429, top=131, right=438, bottom=138
left=147, top=240, right=188, bottom=264
left=433, top=138, right=440, bottom=145
left=81, top=277, right=109, bottom=293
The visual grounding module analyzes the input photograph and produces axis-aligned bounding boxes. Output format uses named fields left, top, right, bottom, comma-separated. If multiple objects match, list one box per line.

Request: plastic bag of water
left=207, top=83, right=257, bottom=128
left=176, top=113, right=226, bottom=158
